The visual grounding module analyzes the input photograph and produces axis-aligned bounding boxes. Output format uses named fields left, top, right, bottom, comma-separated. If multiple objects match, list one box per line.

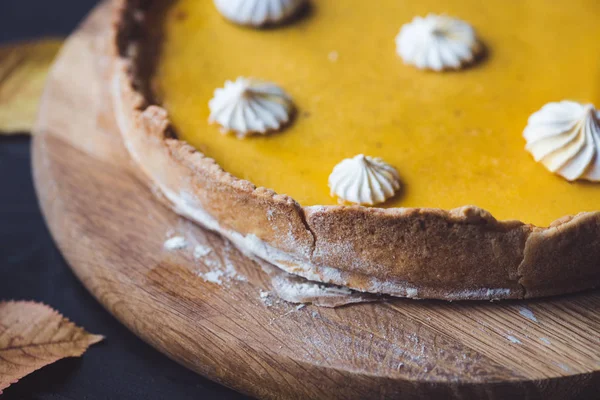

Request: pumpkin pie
left=111, top=0, right=600, bottom=300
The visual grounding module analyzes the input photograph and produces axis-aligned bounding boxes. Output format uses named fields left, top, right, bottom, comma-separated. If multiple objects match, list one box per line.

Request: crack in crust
left=109, top=0, right=600, bottom=300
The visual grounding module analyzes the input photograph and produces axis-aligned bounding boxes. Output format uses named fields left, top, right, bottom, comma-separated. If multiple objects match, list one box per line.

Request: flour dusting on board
left=201, top=269, right=225, bottom=284
left=518, top=307, right=538, bottom=323
left=193, top=244, right=212, bottom=259
left=163, top=222, right=247, bottom=285
left=506, top=335, right=522, bottom=344
left=163, top=236, right=188, bottom=250
left=197, top=241, right=247, bottom=284
left=540, top=337, right=551, bottom=345
left=259, top=290, right=273, bottom=306
left=556, top=362, right=572, bottom=372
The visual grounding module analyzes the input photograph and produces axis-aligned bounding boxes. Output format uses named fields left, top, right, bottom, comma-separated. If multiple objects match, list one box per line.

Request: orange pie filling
left=150, top=0, right=600, bottom=227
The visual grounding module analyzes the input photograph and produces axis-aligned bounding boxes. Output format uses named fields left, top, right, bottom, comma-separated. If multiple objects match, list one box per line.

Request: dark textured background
left=0, top=1, right=248, bottom=399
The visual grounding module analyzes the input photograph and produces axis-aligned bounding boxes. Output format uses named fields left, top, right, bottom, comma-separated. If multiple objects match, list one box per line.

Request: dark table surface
left=0, top=1, right=248, bottom=399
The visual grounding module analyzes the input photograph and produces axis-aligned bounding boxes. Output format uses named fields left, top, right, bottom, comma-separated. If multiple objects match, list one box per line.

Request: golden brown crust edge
left=109, top=0, right=600, bottom=300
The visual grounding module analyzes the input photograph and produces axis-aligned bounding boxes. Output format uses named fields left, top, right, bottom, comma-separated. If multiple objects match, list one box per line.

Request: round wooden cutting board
left=32, top=3, right=600, bottom=399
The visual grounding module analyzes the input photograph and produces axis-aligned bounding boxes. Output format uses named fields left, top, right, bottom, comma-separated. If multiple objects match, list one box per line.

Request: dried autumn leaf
left=0, top=301, right=103, bottom=393
left=0, top=38, right=63, bottom=135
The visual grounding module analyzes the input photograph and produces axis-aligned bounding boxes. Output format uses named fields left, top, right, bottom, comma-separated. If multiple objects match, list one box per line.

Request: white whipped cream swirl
left=524, top=101, right=600, bottom=182
left=209, top=77, right=294, bottom=138
left=329, top=154, right=401, bottom=206
left=213, top=0, right=306, bottom=27
left=395, top=14, right=481, bottom=71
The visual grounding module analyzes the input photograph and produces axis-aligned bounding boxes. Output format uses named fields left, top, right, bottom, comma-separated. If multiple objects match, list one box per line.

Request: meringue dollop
left=213, top=0, right=307, bottom=27
left=395, top=14, right=481, bottom=71
left=208, top=77, right=294, bottom=138
left=328, top=154, right=401, bottom=206
left=524, top=101, right=600, bottom=182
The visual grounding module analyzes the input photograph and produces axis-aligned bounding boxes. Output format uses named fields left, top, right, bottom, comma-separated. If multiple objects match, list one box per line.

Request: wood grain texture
left=31, top=3, right=600, bottom=399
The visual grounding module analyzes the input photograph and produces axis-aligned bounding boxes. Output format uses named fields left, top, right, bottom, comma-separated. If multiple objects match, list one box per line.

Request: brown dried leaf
left=0, top=39, right=63, bottom=135
left=0, top=301, right=103, bottom=393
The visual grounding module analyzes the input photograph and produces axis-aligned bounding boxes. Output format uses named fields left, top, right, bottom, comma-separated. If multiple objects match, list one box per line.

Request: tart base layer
left=111, top=0, right=600, bottom=300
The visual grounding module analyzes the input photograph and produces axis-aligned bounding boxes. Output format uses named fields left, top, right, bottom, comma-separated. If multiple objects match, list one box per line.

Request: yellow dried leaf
left=0, top=301, right=103, bottom=393
left=0, top=39, right=63, bottom=135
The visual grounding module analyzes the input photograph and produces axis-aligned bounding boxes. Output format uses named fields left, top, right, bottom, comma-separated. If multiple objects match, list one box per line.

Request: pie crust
left=110, top=0, right=600, bottom=300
